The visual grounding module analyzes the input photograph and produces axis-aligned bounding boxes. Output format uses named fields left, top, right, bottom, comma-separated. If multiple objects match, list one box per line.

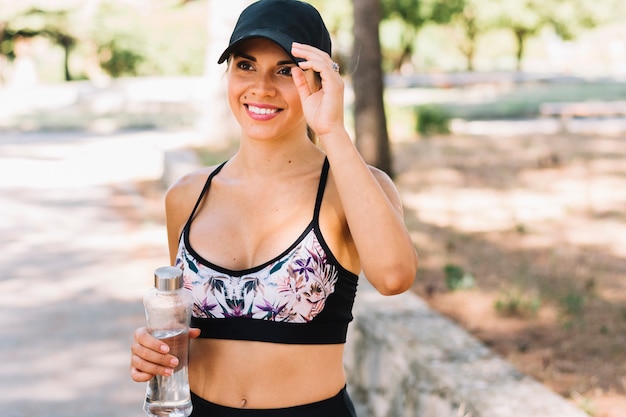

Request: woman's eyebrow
left=233, top=52, right=294, bottom=66
left=234, top=52, right=256, bottom=61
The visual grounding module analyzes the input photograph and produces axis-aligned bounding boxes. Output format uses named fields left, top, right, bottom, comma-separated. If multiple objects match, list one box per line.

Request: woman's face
left=227, top=37, right=316, bottom=143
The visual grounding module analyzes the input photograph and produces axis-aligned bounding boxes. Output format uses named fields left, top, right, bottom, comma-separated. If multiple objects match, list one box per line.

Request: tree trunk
left=352, top=0, right=393, bottom=176
left=514, top=29, right=525, bottom=71
left=63, top=45, right=71, bottom=81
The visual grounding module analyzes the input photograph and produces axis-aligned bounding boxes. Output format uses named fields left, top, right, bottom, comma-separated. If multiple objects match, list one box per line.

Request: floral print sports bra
left=175, top=158, right=359, bottom=344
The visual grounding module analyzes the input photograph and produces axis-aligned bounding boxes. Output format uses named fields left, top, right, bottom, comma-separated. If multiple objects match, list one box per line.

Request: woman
left=130, top=0, right=418, bottom=415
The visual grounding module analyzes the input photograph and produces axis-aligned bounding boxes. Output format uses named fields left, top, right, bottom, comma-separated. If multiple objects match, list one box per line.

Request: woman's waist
left=188, top=339, right=346, bottom=408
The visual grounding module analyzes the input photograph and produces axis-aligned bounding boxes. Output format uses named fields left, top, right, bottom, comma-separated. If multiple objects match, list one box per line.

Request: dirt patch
left=394, top=132, right=626, bottom=417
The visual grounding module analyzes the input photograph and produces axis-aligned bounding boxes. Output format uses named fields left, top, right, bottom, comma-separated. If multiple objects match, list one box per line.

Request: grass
left=384, top=79, right=626, bottom=139
left=445, top=81, right=626, bottom=120
left=494, top=287, right=542, bottom=318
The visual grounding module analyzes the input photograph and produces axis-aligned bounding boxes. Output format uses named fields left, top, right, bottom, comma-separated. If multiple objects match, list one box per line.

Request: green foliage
left=494, top=288, right=541, bottom=317
left=98, top=39, right=144, bottom=77
left=381, top=0, right=464, bottom=26
left=91, top=3, right=147, bottom=77
left=444, top=263, right=475, bottom=290
left=436, top=81, right=626, bottom=120
left=415, top=104, right=451, bottom=135
left=380, top=0, right=465, bottom=71
left=1, top=8, right=78, bottom=79
left=90, top=1, right=207, bottom=77
left=560, top=291, right=585, bottom=317
left=1, top=1, right=208, bottom=79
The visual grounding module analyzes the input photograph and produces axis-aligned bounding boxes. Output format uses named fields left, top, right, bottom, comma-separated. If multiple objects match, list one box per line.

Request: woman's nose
left=249, top=72, right=276, bottom=96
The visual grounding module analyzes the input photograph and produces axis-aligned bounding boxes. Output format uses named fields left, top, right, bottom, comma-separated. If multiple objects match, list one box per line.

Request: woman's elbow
left=370, top=260, right=418, bottom=296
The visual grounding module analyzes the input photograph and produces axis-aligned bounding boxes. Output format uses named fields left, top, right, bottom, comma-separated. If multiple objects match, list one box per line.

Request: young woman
left=130, top=1, right=418, bottom=415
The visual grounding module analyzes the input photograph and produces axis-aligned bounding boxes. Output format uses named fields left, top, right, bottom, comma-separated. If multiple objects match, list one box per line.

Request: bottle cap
left=154, top=266, right=184, bottom=291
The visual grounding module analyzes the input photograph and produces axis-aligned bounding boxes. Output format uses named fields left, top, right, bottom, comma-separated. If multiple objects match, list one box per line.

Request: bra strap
left=313, top=157, right=330, bottom=219
left=184, top=160, right=228, bottom=228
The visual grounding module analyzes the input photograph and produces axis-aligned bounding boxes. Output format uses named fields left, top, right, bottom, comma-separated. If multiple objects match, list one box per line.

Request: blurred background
left=1, top=0, right=625, bottom=416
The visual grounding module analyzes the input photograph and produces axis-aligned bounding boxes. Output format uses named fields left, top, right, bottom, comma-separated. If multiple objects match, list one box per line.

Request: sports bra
left=174, top=158, right=359, bottom=344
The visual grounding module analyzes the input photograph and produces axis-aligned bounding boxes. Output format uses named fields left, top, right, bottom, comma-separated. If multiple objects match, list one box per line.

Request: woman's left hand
left=291, top=42, right=345, bottom=138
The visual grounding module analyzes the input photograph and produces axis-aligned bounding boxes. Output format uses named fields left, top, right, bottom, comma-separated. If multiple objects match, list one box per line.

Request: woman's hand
left=130, top=327, right=201, bottom=382
left=291, top=42, right=345, bottom=138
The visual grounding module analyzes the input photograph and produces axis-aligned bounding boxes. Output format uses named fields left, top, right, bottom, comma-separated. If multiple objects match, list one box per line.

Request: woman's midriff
left=188, top=338, right=347, bottom=409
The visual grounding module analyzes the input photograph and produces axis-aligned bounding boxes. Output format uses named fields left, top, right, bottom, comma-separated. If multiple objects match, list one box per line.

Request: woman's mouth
left=247, top=105, right=279, bottom=115
left=245, top=104, right=282, bottom=120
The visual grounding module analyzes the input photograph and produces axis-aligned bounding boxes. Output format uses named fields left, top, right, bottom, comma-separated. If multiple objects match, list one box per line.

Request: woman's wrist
left=317, top=128, right=353, bottom=148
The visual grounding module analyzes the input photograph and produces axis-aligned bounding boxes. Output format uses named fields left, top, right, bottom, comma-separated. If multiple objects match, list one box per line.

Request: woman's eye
left=236, top=61, right=253, bottom=71
left=278, top=67, right=293, bottom=76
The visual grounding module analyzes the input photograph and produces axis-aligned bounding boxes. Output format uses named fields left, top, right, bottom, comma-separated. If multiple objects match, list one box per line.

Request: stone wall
left=344, top=280, right=589, bottom=417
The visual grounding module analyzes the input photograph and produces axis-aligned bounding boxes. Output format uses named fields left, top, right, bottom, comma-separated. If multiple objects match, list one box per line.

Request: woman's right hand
left=130, top=327, right=201, bottom=382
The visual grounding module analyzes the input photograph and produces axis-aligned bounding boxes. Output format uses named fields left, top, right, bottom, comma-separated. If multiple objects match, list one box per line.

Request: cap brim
left=217, top=29, right=300, bottom=64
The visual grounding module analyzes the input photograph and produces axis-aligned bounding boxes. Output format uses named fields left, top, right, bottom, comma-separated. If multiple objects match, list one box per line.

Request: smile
left=247, top=105, right=280, bottom=115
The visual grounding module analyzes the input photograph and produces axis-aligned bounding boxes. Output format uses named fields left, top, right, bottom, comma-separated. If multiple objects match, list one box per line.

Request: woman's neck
left=231, top=137, right=323, bottom=178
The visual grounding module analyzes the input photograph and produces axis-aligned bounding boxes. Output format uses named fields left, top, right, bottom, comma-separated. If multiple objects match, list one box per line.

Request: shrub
left=415, top=104, right=451, bottom=136
left=444, top=264, right=475, bottom=291
left=494, top=288, right=541, bottom=318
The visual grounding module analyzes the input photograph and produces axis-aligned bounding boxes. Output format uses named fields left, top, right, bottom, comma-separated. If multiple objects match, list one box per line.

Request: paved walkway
left=0, top=129, right=202, bottom=417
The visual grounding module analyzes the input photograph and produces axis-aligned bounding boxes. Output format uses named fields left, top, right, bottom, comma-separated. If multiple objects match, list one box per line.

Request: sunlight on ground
left=401, top=139, right=626, bottom=256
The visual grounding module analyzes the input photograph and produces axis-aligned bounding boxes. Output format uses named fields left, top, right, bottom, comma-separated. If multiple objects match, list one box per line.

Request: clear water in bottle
left=143, top=328, right=192, bottom=417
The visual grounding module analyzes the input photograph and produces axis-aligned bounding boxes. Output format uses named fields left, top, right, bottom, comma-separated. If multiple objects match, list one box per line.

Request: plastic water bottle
left=143, top=266, right=193, bottom=417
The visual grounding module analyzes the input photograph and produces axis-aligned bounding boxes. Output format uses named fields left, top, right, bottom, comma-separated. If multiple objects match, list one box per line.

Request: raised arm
left=291, top=42, right=418, bottom=295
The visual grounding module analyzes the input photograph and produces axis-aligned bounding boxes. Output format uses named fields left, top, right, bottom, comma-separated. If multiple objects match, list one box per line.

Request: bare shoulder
left=165, top=164, right=223, bottom=224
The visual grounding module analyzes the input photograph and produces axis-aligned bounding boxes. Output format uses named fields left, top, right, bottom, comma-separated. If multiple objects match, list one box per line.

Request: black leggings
left=190, top=386, right=357, bottom=417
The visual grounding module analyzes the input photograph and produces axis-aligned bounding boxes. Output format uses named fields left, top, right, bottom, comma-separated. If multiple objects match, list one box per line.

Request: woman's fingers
left=130, top=327, right=179, bottom=381
left=134, top=327, right=169, bottom=353
left=130, top=365, right=158, bottom=383
left=291, top=42, right=341, bottom=80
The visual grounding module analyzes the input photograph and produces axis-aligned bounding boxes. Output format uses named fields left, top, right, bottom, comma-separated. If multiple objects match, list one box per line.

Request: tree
left=448, top=1, right=480, bottom=71
left=1, top=8, right=77, bottom=81
left=481, top=0, right=602, bottom=71
left=380, top=0, right=464, bottom=72
left=353, top=0, right=393, bottom=175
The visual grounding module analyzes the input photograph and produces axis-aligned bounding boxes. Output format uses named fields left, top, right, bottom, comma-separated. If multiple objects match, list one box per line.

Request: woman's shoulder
left=169, top=164, right=223, bottom=192
left=165, top=164, right=224, bottom=211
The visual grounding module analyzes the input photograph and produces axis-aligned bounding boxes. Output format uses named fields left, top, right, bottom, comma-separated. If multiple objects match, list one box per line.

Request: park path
left=0, top=129, right=201, bottom=417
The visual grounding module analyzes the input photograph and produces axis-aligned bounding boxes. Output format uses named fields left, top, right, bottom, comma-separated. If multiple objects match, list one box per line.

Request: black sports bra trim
left=190, top=316, right=349, bottom=344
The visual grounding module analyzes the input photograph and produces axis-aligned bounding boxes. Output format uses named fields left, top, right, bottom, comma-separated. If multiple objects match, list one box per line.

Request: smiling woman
left=227, top=39, right=315, bottom=143
left=129, top=1, right=418, bottom=416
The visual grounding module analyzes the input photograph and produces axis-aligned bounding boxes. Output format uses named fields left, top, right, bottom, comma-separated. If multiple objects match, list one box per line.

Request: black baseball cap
left=217, top=0, right=332, bottom=64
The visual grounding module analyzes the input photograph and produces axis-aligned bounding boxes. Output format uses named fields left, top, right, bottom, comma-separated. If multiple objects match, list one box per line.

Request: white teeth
left=248, top=105, right=278, bottom=115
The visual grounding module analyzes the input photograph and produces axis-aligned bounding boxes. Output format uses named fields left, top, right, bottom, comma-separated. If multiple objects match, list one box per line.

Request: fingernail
left=164, top=368, right=173, bottom=376
left=170, top=357, right=179, bottom=367
left=160, top=344, right=169, bottom=353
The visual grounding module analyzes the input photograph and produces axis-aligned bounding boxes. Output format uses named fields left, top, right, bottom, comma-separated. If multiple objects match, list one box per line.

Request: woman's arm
left=291, top=43, right=418, bottom=295
left=322, top=132, right=418, bottom=295
left=130, top=170, right=207, bottom=382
